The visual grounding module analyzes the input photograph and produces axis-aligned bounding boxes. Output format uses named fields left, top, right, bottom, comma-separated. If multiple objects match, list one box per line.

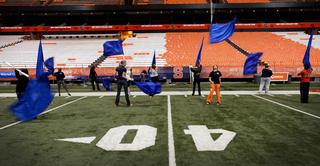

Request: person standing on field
left=259, top=64, right=273, bottom=94
left=206, top=65, right=222, bottom=105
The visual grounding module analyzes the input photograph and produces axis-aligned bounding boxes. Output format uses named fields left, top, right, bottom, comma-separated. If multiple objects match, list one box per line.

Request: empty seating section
left=163, top=32, right=246, bottom=67
left=0, top=35, right=22, bottom=48
left=164, top=0, right=207, bottom=4
left=227, top=0, right=270, bottom=3
left=229, top=32, right=320, bottom=66
left=51, top=0, right=119, bottom=6
left=0, top=0, right=34, bottom=6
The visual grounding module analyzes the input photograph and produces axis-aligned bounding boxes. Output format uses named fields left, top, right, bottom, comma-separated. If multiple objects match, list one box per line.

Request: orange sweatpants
left=206, top=84, right=220, bottom=104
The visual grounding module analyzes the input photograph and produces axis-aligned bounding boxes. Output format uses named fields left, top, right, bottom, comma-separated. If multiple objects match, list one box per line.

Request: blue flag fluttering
left=36, top=41, right=44, bottom=80
left=210, top=16, right=237, bottom=44
left=103, top=40, right=124, bottom=57
left=195, top=38, right=204, bottom=66
left=303, top=28, right=314, bottom=70
left=133, top=81, right=162, bottom=97
left=243, top=52, right=263, bottom=75
left=7, top=79, right=55, bottom=121
left=100, top=79, right=114, bottom=91
left=7, top=44, right=55, bottom=121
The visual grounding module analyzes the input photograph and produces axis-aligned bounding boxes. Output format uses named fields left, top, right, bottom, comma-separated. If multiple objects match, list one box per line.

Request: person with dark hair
left=89, top=66, right=100, bottom=91
left=190, top=63, right=202, bottom=95
left=298, top=64, right=312, bottom=103
left=54, top=68, right=71, bottom=96
left=259, top=64, right=273, bottom=94
left=150, top=64, right=159, bottom=83
left=15, top=68, right=29, bottom=100
left=115, top=60, right=132, bottom=107
left=140, top=70, right=147, bottom=82
left=126, top=67, right=133, bottom=96
left=206, top=65, right=222, bottom=105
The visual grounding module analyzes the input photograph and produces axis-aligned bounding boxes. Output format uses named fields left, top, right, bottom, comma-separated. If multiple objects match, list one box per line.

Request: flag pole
left=4, top=61, right=29, bottom=77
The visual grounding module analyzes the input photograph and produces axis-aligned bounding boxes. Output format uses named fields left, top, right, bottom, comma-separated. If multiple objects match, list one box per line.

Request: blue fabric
left=303, top=28, right=314, bottom=70
left=103, top=40, right=124, bottom=57
left=133, top=81, right=161, bottom=97
left=39, top=70, right=53, bottom=84
left=148, top=68, right=152, bottom=82
left=243, top=52, right=263, bottom=75
left=44, top=57, right=54, bottom=71
left=195, top=38, right=204, bottom=66
left=152, top=50, right=156, bottom=66
left=100, top=79, right=114, bottom=91
left=36, top=41, right=44, bottom=80
left=210, top=16, right=237, bottom=44
left=7, top=79, right=55, bottom=121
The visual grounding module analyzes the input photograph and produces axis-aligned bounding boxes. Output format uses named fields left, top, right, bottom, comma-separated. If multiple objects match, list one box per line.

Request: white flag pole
left=4, top=61, right=29, bottom=77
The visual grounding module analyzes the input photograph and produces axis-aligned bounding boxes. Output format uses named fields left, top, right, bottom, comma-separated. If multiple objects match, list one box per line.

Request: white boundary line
left=0, top=96, right=87, bottom=131
left=235, top=94, right=239, bottom=97
left=99, top=96, right=104, bottom=98
left=252, top=95, right=320, bottom=120
left=167, top=95, right=176, bottom=166
left=65, top=96, right=71, bottom=99
left=284, top=94, right=292, bottom=97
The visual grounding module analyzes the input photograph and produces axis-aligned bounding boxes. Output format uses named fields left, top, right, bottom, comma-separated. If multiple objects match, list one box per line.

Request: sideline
left=252, top=95, right=320, bottom=120
left=167, top=95, right=176, bottom=166
left=0, top=96, right=87, bottom=131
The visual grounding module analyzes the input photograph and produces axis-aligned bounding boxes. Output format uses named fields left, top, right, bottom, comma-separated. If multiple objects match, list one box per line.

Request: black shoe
left=192, top=94, right=194, bottom=96
left=59, top=94, right=61, bottom=96
left=68, top=93, right=71, bottom=96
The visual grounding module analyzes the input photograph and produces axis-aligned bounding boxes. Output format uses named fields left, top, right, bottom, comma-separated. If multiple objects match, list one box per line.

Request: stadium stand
left=0, top=0, right=34, bottom=6
left=51, top=0, right=120, bottom=6
left=229, top=32, right=320, bottom=66
left=163, top=32, right=246, bottom=67
left=164, top=0, right=207, bottom=4
left=0, top=36, right=22, bottom=49
left=226, top=0, right=270, bottom=3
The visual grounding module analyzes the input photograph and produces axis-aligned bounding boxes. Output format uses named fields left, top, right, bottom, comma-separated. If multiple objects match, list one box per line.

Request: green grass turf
left=0, top=82, right=320, bottom=93
left=0, top=95, right=320, bottom=166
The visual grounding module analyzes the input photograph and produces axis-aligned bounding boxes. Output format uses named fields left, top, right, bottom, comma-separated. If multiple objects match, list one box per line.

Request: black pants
left=151, top=76, right=159, bottom=83
left=17, top=92, right=25, bottom=100
left=192, top=78, right=201, bottom=95
left=91, top=77, right=100, bottom=90
left=300, top=82, right=310, bottom=103
left=115, top=79, right=130, bottom=106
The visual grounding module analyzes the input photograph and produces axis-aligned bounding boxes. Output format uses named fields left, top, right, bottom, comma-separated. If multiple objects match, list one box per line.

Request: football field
left=1, top=89, right=320, bottom=166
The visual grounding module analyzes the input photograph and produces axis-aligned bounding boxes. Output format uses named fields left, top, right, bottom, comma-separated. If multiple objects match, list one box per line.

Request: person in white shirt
left=126, top=67, right=133, bottom=95
left=150, top=64, right=158, bottom=82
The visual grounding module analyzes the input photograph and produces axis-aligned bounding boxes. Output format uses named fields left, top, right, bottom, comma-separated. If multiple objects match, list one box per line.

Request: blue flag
left=103, top=40, right=124, bottom=57
left=303, top=28, right=314, bottom=70
left=152, top=50, right=156, bottom=66
left=243, top=52, right=263, bottom=75
left=210, top=16, right=237, bottom=44
left=133, top=81, right=162, bottom=97
left=195, top=38, right=204, bottom=66
left=44, top=57, right=54, bottom=71
left=36, top=41, right=44, bottom=80
left=100, top=79, right=114, bottom=91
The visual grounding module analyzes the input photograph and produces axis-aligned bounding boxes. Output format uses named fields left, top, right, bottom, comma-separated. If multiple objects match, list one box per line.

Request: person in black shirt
left=190, top=63, right=202, bottom=95
left=53, top=68, right=71, bottom=96
left=206, top=65, right=222, bottom=105
left=15, top=68, right=29, bottom=100
left=89, top=66, right=100, bottom=90
left=259, top=65, right=273, bottom=94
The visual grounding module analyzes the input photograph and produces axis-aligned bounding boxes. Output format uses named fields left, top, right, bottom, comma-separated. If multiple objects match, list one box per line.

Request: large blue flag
left=36, top=41, right=44, bottom=80
left=243, top=52, right=263, bottom=75
left=303, top=28, right=314, bottom=70
left=210, top=16, right=237, bottom=44
left=133, top=81, right=162, bottom=97
left=44, top=57, right=54, bottom=71
left=152, top=50, right=156, bottom=66
left=195, top=38, right=204, bottom=66
left=103, top=40, right=124, bottom=57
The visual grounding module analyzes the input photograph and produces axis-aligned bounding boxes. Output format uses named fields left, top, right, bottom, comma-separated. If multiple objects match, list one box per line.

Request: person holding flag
left=150, top=64, right=158, bottom=83
left=206, top=65, right=222, bottom=105
left=89, top=66, right=100, bottom=91
left=115, top=60, right=132, bottom=107
left=190, top=63, right=202, bottom=96
left=53, top=68, right=71, bottom=96
left=14, top=68, right=29, bottom=100
left=125, top=67, right=133, bottom=95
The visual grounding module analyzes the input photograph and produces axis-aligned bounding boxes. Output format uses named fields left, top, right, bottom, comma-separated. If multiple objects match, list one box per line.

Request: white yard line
left=65, top=96, right=71, bottom=99
left=99, top=96, right=104, bottom=98
left=235, top=94, right=239, bottom=97
left=167, top=95, right=176, bottom=166
left=252, top=95, right=320, bottom=120
left=184, top=95, right=187, bottom=97
left=0, top=96, right=87, bottom=131
left=267, top=94, right=274, bottom=97
left=284, top=94, right=292, bottom=97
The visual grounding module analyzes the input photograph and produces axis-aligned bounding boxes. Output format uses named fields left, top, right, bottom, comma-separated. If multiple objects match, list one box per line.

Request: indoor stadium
left=1, top=0, right=320, bottom=166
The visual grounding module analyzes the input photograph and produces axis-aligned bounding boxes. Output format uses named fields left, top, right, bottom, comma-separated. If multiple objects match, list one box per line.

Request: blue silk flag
left=36, top=41, right=44, bottom=80
left=303, top=28, right=314, bottom=70
left=44, top=57, right=54, bottom=71
left=8, top=79, right=55, bottom=121
left=152, top=50, right=156, bottom=66
left=133, top=81, right=162, bottom=97
left=100, top=79, right=114, bottom=91
left=210, top=16, right=237, bottom=44
left=195, top=38, right=204, bottom=66
left=243, top=52, right=263, bottom=75
left=103, top=40, right=124, bottom=57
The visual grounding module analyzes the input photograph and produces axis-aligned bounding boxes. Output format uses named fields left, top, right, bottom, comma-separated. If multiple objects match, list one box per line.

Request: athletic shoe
left=114, top=104, right=118, bottom=107
left=192, top=94, right=194, bottom=96
left=68, top=93, right=71, bottom=96
left=128, top=104, right=133, bottom=107
left=216, top=102, right=220, bottom=105
left=59, top=94, right=61, bottom=96
left=206, top=102, right=210, bottom=105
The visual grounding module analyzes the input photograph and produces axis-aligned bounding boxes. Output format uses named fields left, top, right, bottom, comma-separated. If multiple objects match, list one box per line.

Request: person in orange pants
left=206, top=65, right=222, bottom=105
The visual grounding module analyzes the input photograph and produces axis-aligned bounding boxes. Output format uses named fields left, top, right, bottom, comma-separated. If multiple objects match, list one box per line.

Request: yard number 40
left=96, top=125, right=236, bottom=151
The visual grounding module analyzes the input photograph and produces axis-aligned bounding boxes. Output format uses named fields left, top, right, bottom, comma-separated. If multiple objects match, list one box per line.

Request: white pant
left=259, top=77, right=271, bottom=94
